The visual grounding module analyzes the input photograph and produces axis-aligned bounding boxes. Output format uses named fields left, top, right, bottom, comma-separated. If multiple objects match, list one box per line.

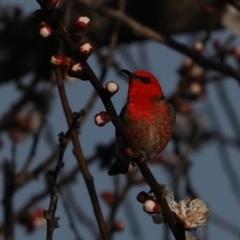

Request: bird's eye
left=137, top=76, right=151, bottom=83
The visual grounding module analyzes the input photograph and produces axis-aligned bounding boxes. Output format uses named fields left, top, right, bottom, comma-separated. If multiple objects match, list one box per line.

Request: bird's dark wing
left=115, top=104, right=127, bottom=139
left=108, top=157, right=129, bottom=175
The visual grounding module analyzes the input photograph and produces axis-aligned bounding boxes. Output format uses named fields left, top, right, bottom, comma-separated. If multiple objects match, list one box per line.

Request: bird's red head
left=121, top=70, right=164, bottom=103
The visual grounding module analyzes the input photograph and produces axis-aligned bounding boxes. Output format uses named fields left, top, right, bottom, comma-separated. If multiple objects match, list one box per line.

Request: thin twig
left=94, top=6, right=240, bottom=83
left=44, top=107, right=85, bottom=240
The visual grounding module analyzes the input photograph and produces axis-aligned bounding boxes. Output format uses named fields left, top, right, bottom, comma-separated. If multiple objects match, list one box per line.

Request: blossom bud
left=75, top=16, right=91, bottom=31
left=189, top=83, right=202, bottom=95
left=40, top=24, right=52, bottom=38
left=113, top=221, right=125, bottom=232
left=105, top=81, right=119, bottom=97
left=50, top=54, right=71, bottom=67
left=94, top=112, right=110, bottom=127
left=193, top=42, right=204, bottom=53
left=78, top=43, right=93, bottom=61
left=67, top=62, right=88, bottom=80
left=136, top=191, right=148, bottom=203
left=143, top=199, right=161, bottom=214
left=100, top=191, right=116, bottom=206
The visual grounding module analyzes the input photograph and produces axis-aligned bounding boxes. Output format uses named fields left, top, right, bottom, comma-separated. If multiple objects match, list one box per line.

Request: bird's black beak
left=121, top=69, right=135, bottom=79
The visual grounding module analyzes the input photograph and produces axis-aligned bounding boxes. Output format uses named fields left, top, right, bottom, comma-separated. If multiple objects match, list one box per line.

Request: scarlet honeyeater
left=108, top=70, right=175, bottom=175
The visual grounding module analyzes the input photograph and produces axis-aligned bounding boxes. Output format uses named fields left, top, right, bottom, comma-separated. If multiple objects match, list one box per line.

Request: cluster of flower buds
left=181, top=64, right=206, bottom=100
left=136, top=191, right=161, bottom=215
left=40, top=13, right=93, bottom=79
left=18, top=208, right=46, bottom=233
left=94, top=81, right=119, bottom=126
left=8, top=109, right=42, bottom=142
left=177, top=54, right=206, bottom=105
left=50, top=48, right=93, bottom=81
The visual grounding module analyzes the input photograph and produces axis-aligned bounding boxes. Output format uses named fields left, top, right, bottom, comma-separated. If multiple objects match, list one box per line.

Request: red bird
left=108, top=70, right=175, bottom=175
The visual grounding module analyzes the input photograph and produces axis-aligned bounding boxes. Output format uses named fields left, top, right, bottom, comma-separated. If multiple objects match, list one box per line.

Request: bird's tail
left=108, top=158, right=129, bottom=175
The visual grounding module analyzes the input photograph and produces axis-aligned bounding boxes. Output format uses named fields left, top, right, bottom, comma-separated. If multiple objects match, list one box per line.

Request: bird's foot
left=131, top=150, right=146, bottom=166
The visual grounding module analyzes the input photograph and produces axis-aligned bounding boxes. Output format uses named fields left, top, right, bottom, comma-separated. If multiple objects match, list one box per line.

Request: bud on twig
left=94, top=112, right=110, bottom=127
left=67, top=62, right=88, bottom=80
left=75, top=16, right=91, bottom=31
left=78, top=43, right=93, bottom=61
left=105, top=81, right=119, bottom=97
left=193, top=42, right=204, bottom=53
left=40, top=24, right=52, bottom=38
left=113, top=221, right=125, bottom=232
left=100, top=191, right=116, bottom=206
left=143, top=199, right=161, bottom=214
left=136, top=191, right=148, bottom=203
left=50, top=54, right=72, bottom=67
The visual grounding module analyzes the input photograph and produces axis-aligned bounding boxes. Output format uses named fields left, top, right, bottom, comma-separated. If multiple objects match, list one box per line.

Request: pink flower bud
left=101, top=191, right=116, bottom=206
left=50, top=54, right=71, bottom=67
left=105, top=81, right=119, bottom=97
left=136, top=191, right=148, bottom=203
left=143, top=199, right=161, bottom=214
left=67, top=62, right=88, bottom=80
left=18, top=208, right=46, bottom=233
left=78, top=43, right=93, bottom=61
left=189, top=83, right=202, bottom=95
left=75, top=16, right=91, bottom=31
left=183, top=57, right=193, bottom=69
left=113, top=221, right=125, bottom=232
left=193, top=42, right=204, bottom=53
left=94, top=112, right=110, bottom=127
left=40, top=25, right=52, bottom=38
left=32, top=208, right=46, bottom=228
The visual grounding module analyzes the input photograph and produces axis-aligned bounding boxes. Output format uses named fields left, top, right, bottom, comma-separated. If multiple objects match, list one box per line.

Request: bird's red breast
left=108, top=69, right=175, bottom=175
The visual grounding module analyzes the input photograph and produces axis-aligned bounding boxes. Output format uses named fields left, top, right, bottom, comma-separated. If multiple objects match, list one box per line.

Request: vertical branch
left=54, top=67, right=109, bottom=240
left=44, top=95, right=85, bottom=240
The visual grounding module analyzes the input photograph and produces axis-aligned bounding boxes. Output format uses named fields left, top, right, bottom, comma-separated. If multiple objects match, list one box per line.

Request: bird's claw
left=131, top=150, right=146, bottom=166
